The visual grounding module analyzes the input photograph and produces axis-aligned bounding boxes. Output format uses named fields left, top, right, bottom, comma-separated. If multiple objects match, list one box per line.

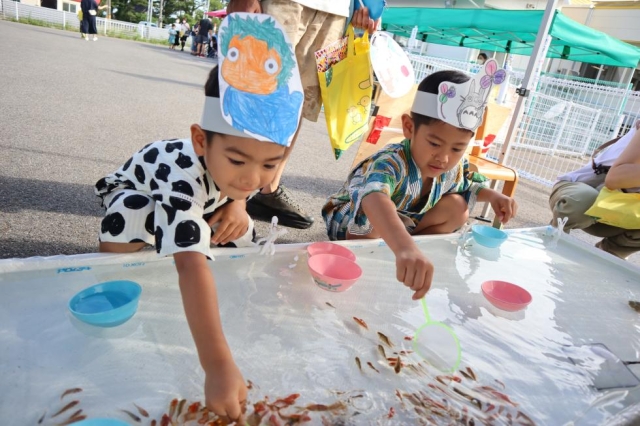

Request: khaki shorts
left=261, top=0, right=346, bottom=122
left=549, top=180, right=640, bottom=258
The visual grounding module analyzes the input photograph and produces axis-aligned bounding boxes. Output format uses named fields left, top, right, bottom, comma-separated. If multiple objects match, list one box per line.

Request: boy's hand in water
left=395, top=245, right=434, bottom=300
left=205, top=359, right=248, bottom=424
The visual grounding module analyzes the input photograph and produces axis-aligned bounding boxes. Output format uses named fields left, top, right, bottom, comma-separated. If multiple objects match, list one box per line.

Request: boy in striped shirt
left=323, top=68, right=518, bottom=300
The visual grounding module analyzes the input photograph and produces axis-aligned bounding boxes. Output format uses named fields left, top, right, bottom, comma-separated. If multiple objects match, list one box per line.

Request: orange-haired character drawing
left=219, top=14, right=303, bottom=146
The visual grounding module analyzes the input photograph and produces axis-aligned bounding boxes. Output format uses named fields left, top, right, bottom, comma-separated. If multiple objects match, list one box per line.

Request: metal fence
left=533, top=76, right=633, bottom=153
left=0, top=0, right=169, bottom=40
left=409, top=54, right=524, bottom=95
left=618, top=91, right=640, bottom=137
left=408, top=53, right=638, bottom=187
left=486, top=92, right=601, bottom=186
left=410, top=55, right=482, bottom=81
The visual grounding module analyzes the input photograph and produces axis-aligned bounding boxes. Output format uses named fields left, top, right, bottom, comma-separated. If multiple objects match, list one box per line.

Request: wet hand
left=207, top=201, right=249, bottom=245
left=204, top=360, right=248, bottom=424
left=395, top=246, right=433, bottom=300
left=226, top=0, right=261, bottom=13
left=489, top=193, right=518, bottom=224
left=351, top=6, right=379, bottom=34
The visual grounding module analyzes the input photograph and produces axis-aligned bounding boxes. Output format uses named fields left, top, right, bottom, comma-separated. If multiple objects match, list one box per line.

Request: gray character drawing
left=456, top=80, right=486, bottom=130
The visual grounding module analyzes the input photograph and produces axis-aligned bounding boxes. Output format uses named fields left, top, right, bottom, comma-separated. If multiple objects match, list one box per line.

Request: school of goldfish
left=38, top=308, right=536, bottom=425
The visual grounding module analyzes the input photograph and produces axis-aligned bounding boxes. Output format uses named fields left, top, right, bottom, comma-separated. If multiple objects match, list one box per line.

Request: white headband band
left=408, top=60, right=505, bottom=131
left=411, top=92, right=440, bottom=120
left=200, top=96, right=247, bottom=138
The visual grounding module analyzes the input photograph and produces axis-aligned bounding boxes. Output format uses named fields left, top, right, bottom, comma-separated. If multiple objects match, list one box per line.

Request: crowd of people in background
left=168, top=16, right=217, bottom=59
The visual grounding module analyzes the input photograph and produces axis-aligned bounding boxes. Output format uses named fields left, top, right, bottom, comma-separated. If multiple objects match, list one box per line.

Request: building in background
left=563, top=0, right=640, bottom=90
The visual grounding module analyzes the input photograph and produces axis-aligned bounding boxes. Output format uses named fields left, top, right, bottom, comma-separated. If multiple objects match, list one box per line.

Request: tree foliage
left=110, top=0, right=226, bottom=26
left=110, top=0, right=152, bottom=23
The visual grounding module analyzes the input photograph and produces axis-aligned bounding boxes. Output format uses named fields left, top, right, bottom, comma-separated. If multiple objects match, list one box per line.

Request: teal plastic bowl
left=68, top=280, right=142, bottom=328
left=74, top=420, right=131, bottom=426
left=471, top=225, right=508, bottom=248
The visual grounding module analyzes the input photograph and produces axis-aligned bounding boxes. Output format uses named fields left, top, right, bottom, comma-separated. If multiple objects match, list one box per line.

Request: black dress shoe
left=246, top=186, right=314, bottom=229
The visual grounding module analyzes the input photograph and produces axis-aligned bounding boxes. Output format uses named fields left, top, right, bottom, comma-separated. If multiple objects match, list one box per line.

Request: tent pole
left=478, top=0, right=559, bottom=220
left=497, top=0, right=560, bottom=166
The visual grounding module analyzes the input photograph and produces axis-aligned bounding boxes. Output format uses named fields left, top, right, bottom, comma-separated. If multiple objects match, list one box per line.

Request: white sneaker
left=93, top=36, right=97, bottom=41
left=85, top=36, right=89, bottom=41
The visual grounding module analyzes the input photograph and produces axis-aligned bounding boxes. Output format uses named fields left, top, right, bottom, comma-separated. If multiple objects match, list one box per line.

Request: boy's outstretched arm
left=174, top=252, right=247, bottom=423
left=361, top=193, right=433, bottom=300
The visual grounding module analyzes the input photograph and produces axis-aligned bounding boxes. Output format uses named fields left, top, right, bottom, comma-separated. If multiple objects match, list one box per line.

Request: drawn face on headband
left=218, top=13, right=303, bottom=147
left=221, top=35, right=282, bottom=95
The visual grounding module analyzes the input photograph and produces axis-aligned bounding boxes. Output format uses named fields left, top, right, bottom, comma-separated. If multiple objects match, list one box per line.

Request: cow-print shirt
left=95, top=139, right=229, bottom=258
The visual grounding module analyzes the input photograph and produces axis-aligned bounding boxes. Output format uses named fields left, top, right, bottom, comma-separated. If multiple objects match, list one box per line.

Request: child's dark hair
left=412, top=70, right=474, bottom=136
left=203, top=66, right=221, bottom=143
left=478, top=53, right=488, bottom=61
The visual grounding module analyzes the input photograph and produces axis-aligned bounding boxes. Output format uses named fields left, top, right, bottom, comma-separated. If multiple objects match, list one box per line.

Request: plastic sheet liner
left=2, top=228, right=640, bottom=425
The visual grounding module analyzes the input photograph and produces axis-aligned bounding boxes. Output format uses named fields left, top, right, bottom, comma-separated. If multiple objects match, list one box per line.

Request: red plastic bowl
left=481, top=280, right=532, bottom=312
left=307, top=254, right=362, bottom=292
left=306, top=242, right=356, bottom=262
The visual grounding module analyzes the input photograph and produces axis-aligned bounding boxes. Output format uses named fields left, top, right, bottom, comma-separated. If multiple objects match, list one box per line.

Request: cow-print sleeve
left=153, top=173, right=213, bottom=259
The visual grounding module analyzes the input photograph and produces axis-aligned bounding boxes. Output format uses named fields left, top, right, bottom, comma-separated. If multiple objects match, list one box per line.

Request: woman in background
left=80, top=0, right=103, bottom=41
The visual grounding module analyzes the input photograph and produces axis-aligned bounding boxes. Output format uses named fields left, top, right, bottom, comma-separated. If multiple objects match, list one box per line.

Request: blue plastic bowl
left=73, top=420, right=131, bottom=426
left=68, top=280, right=142, bottom=328
left=471, top=225, right=508, bottom=248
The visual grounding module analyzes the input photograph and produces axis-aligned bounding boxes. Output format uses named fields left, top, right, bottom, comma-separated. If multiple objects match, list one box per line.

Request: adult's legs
left=83, top=16, right=91, bottom=39
left=87, top=15, right=97, bottom=39
left=196, top=35, right=207, bottom=57
left=79, top=16, right=86, bottom=37
left=247, top=0, right=346, bottom=229
left=549, top=180, right=640, bottom=259
left=549, top=181, right=600, bottom=232
left=597, top=230, right=640, bottom=259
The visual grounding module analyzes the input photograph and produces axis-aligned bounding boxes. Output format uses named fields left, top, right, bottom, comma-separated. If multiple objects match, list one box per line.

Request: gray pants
left=549, top=181, right=640, bottom=258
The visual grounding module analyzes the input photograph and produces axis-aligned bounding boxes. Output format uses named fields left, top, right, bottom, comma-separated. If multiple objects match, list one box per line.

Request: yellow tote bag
left=585, top=187, right=640, bottom=229
left=318, top=25, right=373, bottom=160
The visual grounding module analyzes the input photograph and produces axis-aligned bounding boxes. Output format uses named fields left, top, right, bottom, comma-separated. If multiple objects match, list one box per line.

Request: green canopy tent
left=381, top=8, right=640, bottom=68
left=381, top=3, right=640, bottom=218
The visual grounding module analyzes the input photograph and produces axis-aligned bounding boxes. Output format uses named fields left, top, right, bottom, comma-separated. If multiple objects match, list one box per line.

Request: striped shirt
left=322, top=139, right=485, bottom=240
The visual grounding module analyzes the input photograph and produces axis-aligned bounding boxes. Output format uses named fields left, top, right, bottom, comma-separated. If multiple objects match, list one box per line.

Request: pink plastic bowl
left=481, top=280, right=532, bottom=312
left=306, top=242, right=356, bottom=262
left=307, top=254, right=362, bottom=292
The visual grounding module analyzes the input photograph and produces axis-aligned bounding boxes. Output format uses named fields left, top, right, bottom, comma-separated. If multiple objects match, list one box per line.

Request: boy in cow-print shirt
left=94, top=64, right=298, bottom=421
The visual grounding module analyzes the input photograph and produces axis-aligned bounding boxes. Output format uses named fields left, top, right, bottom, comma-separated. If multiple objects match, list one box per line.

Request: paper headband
left=411, top=59, right=506, bottom=131
left=200, top=96, right=246, bottom=138
left=200, top=12, right=303, bottom=147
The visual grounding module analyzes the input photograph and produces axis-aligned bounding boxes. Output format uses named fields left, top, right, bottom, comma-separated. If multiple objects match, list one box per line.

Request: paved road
left=1, top=20, right=637, bottom=265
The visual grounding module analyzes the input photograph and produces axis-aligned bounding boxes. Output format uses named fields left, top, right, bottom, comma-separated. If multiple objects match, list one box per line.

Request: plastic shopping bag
left=585, top=187, right=640, bottom=229
left=317, top=25, right=373, bottom=160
